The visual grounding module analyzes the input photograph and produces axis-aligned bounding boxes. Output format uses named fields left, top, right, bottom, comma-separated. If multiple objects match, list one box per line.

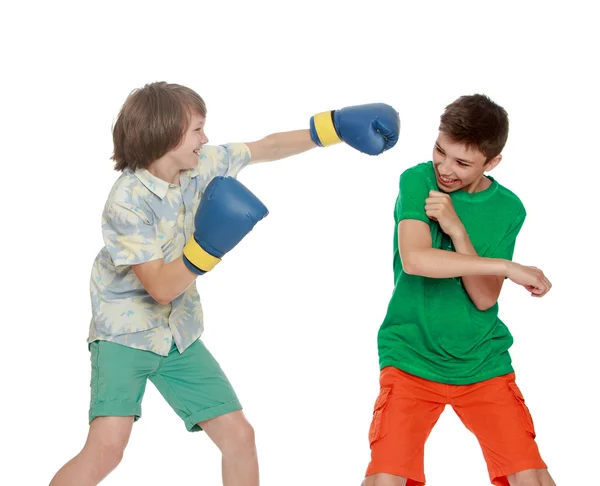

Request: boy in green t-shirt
left=364, top=95, right=555, bottom=486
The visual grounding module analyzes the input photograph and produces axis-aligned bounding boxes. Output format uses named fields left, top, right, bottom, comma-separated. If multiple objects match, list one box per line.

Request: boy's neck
left=146, top=164, right=181, bottom=186
left=464, top=174, right=492, bottom=194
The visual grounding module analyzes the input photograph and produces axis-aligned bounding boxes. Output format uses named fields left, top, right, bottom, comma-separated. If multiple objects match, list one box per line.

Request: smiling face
left=111, top=82, right=208, bottom=173
left=167, top=111, right=209, bottom=171
left=432, top=131, right=502, bottom=193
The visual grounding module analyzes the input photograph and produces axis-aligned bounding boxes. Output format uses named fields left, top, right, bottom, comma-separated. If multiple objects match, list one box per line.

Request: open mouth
left=437, top=174, right=460, bottom=187
left=193, top=148, right=202, bottom=156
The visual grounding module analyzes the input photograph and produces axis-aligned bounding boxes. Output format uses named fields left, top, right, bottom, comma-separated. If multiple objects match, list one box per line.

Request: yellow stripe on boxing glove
left=183, top=237, right=221, bottom=273
left=311, top=111, right=342, bottom=147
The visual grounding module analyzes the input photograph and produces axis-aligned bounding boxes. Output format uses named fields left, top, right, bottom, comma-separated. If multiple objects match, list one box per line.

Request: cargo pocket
left=508, top=381, right=536, bottom=438
left=368, top=386, right=392, bottom=446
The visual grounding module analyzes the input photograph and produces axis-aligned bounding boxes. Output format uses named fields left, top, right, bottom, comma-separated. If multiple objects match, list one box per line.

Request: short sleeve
left=102, top=202, right=164, bottom=266
left=394, top=168, right=431, bottom=225
left=196, top=143, right=252, bottom=180
left=488, top=208, right=527, bottom=261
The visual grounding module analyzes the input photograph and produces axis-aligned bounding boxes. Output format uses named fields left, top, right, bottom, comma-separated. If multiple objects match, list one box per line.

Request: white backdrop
left=1, top=1, right=598, bottom=485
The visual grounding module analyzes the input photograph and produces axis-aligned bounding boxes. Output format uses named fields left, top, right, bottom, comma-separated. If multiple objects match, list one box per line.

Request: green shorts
left=89, top=338, right=242, bottom=432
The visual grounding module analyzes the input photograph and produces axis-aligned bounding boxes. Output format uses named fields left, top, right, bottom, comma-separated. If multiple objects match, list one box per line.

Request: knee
left=87, top=436, right=127, bottom=472
left=100, top=442, right=126, bottom=470
left=222, top=421, right=256, bottom=457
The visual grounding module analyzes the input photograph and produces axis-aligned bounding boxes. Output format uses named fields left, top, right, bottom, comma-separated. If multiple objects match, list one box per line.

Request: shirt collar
left=133, top=169, right=170, bottom=199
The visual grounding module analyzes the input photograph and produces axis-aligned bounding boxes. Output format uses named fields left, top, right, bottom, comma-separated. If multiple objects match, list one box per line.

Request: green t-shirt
left=378, top=161, right=526, bottom=385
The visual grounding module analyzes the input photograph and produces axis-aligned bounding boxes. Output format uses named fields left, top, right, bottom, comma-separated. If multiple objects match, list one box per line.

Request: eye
left=457, top=161, right=469, bottom=168
left=435, top=146, right=444, bottom=154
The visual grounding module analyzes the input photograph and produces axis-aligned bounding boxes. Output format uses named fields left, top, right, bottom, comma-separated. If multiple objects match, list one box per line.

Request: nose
left=438, top=157, right=453, bottom=176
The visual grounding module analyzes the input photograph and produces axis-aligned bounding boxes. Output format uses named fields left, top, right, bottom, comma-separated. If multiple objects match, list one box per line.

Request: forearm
left=248, top=129, right=316, bottom=163
left=451, top=231, right=504, bottom=310
left=402, top=247, right=509, bottom=279
left=141, top=257, right=198, bottom=305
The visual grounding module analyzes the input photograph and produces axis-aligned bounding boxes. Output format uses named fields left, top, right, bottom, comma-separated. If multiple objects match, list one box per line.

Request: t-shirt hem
left=379, top=359, right=515, bottom=385
left=397, top=212, right=430, bottom=225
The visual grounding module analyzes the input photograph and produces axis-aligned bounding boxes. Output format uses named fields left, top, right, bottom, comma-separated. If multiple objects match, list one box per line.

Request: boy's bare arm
left=246, top=130, right=316, bottom=164
left=132, top=258, right=197, bottom=305
left=424, top=190, right=553, bottom=307
left=398, top=219, right=552, bottom=298
left=245, top=103, right=399, bottom=164
left=399, top=220, right=509, bottom=279
left=422, top=189, right=504, bottom=309
left=450, top=231, right=505, bottom=310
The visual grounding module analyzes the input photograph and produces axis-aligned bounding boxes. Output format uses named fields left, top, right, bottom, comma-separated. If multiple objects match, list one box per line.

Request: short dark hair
left=439, top=94, right=509, bottom=161
left=111, top=82, right=207, bottom=171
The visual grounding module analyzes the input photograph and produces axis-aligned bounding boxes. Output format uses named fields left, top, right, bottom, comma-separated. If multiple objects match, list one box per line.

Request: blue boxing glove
left=310, top=103, right=400, bottom=155
left=182, top=176, right=269, bottom=275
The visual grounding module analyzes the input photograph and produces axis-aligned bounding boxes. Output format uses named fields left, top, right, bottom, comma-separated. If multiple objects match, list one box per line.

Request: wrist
left=500, top=259, right=513, bottom=277
left=310, top=110, right=342, bottom=147
left=449, top=224, right=468, bottom=242
left=183, top=237, right=221, bottom=275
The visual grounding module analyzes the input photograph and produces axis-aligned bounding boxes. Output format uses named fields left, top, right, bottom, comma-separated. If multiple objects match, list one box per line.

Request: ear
left=484, top=154, right=502, bottom=172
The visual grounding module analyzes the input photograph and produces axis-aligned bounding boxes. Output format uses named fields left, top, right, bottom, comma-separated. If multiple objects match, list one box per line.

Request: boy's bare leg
left=362, top=473, right=408, bottom=486
left=508, top=468, right=557, bottom=486
left=49, top=416, right=134, bottom=486
left=200, top=411, right=258, bottom=486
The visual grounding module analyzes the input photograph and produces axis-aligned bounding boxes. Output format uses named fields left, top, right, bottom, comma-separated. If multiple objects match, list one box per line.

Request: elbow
left=474, top=298, right=497, bottom=312
left=154, top=295, right=173, bottom=306
left=401, top=252, right=422, bottom=276
left=150, top=288, right=174, bottom=306
left=474, top=286, right=502, bottom=311
left=403, top=261, right=418, bottom=276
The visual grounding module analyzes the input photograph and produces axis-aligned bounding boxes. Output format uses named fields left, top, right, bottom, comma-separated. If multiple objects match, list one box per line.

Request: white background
left=1, top=1, right=598, bottom=485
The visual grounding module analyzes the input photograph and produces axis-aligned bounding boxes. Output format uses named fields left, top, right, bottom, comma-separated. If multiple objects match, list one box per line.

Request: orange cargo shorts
left=365, top=366, right=547, bottom=485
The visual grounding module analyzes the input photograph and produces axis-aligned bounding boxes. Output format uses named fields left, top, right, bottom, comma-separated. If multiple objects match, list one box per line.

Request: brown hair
left=439, top=94, right=509, bottom=161
left=111, top=82, right=207, bottom=171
